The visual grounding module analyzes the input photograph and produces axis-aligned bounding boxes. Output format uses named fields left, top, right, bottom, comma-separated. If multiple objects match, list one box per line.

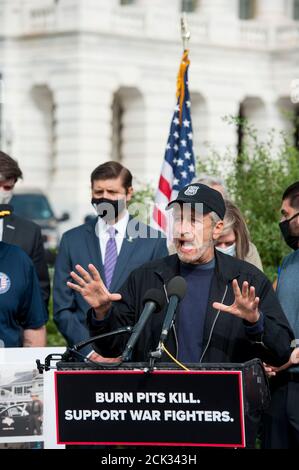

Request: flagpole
left=181, top=12, right=191, bottom=51
left=153, top=13, right=195, bottom=234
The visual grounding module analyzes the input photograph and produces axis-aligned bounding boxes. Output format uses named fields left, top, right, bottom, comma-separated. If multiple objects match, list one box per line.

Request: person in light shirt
left=215, top=199, right=263, bottom=270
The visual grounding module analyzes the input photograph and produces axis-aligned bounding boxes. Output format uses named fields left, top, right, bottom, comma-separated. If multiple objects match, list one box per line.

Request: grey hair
left=193, top=174, right=228, bottom=199
left=210, top=211, right=222, bottom=246
left=210, top=211, right=221, bottom=226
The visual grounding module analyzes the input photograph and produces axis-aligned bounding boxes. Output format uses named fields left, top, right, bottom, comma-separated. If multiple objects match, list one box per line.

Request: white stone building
left=0, top=0, right=299, bottom=228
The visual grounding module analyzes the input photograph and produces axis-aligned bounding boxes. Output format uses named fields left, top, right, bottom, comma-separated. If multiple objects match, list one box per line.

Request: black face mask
left=279, top=212, right=299, bottom=250
left=91, top=197, right=126, bottom=222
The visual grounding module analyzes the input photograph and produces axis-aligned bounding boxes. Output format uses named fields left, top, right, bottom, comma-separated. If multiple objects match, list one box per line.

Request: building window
left=294, top=0, right=299, bottom=20
left=111, top=92, right=124, bottom=163
left=237, top=103, right=245, bottom=159
left=31, top=85, right=56, bottom=183
left=181, top=0, right=198, bottom=13
left=239, top=0, right=255, bottom=20
left=14, top=386, right=23, bottom=395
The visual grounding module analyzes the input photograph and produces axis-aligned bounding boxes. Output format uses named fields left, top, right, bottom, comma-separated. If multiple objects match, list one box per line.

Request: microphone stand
left=148, top=343, right=163, bottom=371
left=70, top=326, right=132, bottom=354
left=36, top=326, right=132, bottom=372
left=148, top=296, right=180, bottom=370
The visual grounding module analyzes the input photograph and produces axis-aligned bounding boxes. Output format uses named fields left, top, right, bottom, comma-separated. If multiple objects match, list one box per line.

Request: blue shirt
left=177, top=259, right=215, bottom=362
left=0, top=242, right=48, bottom=347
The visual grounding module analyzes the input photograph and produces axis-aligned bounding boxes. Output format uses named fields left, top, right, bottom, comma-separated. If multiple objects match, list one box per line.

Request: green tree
left=128, top=183, right=155, bottom=225
left=46, top=268, right=66, bottom=346
left=197, top=118, right=299, bottom=280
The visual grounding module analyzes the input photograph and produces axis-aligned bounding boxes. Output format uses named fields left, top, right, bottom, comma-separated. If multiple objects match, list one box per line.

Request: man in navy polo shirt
left=0, top=240, right=48, bottom=347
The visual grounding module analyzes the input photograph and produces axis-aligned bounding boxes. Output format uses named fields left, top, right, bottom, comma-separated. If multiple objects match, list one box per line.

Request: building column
left=256, top=0, right=288, bottom=21
left=143, top=85, right=180, bottom=188
left=203, top=96, right=241, bottom=173
left=50, top=67, right=113, bottom=229
left=200, top=0, right=238, bottom=19
left=0, top=38, right=22, bottom=160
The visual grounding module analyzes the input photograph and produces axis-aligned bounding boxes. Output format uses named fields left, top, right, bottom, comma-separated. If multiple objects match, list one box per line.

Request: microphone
left=121, top=288, right=165, bottom=362
left=159, top=276, right=187, bottom=346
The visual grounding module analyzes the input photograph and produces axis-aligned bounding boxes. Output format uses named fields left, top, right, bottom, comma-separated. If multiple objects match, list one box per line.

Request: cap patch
left=184, top=185, right=199, bottom=196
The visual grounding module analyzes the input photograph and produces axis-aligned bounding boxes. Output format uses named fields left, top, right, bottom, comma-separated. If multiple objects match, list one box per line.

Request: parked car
left=10, top=189, right=69, bottom=253
left=0, top=403, right=30, bottom=436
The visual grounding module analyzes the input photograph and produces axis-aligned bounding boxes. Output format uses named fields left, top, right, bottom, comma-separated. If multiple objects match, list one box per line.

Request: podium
left=52, top=359, right=269, bottom=448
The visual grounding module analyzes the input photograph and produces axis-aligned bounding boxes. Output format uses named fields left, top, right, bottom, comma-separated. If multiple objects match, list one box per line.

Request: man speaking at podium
left=68, top=182, right=293, bottom=446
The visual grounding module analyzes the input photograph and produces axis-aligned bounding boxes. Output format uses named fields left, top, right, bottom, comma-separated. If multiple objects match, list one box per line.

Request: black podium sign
left=55, top=369, right=245, bottom=447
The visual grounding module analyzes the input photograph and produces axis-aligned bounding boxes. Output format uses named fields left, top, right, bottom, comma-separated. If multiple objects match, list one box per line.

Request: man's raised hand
left=67, top=263, right=121, bottom=319
left=213, top=279, right=260, bottom=323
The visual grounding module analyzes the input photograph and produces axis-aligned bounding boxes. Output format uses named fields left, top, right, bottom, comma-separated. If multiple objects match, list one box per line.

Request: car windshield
left=11, top=194, right=54, bottom=220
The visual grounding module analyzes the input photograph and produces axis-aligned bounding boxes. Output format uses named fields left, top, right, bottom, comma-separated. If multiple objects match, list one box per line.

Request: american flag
left=153, top=50, right=196, bottom=233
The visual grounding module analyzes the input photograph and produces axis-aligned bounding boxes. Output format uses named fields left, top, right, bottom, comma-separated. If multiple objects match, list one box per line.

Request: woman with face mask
left=216, top=199, right=263, bottom=271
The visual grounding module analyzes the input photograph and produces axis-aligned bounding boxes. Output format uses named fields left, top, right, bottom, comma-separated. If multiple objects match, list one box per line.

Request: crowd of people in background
left=1, top=150, right=299, bottom=448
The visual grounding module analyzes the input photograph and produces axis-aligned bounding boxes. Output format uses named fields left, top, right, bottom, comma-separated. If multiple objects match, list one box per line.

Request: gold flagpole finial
left=181, top=12, right=191, bottom=51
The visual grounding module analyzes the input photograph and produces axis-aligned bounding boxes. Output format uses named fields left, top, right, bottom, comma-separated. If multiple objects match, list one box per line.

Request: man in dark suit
left=53, top=161, right=168, bottom=359
left=0, top=151, right=50, bottom=306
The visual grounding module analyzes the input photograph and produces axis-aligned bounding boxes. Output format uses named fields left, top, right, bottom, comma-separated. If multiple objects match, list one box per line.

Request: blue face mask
left=216, top=243, right=236, bottom=257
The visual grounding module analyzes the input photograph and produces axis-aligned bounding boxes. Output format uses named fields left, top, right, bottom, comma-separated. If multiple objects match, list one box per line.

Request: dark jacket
left=2, top=214, right=50, bottom=306
left=89, top=251, right=293, bottom=365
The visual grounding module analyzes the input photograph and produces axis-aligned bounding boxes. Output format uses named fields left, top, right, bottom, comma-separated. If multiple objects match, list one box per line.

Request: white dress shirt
left=0, top=219, right=3, bottom=241
left=96, top=210, right=129, bottom=258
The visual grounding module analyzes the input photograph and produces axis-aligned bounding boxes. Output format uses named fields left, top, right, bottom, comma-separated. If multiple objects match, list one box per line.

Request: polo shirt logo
left=184, top=185, right=199, bottom=196
left=0, top=272, right=11, bottom=294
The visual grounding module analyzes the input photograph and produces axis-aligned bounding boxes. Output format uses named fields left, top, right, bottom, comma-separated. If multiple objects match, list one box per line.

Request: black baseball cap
left=166, top=183, right=226, bottom=220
